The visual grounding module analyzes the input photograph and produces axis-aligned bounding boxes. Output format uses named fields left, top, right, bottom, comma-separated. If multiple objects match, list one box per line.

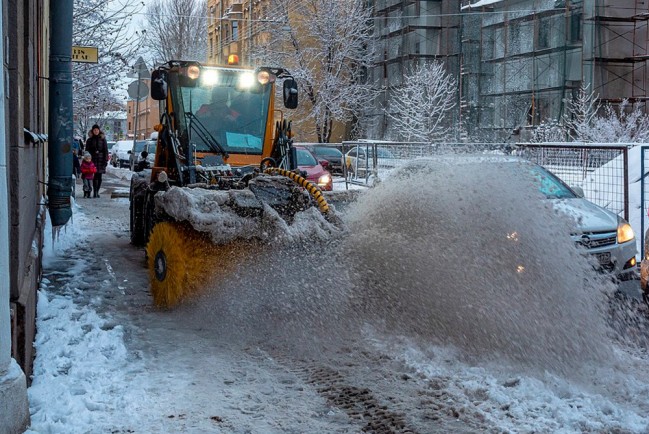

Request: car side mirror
left=283, top=79, right=298, bottom=109
left=319, top=159, right=329, bottom=169
left=151, top=70, right=168, bottom=100
left=572, top=186, right=585, bottom=198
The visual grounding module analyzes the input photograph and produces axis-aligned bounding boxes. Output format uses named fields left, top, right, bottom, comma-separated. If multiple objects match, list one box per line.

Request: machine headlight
left=239, top=72, right=256, bottom=88
left=187, top=65, right=200, bottom=80
left=318, top=173, right=331, bottom=186
left=201, top=69, right=219, bottom=86
left=257, top=70, right=276, bottom=85
left=157, top=171, right=168, bottom=183
left=617, top=221, right=635, bottom=244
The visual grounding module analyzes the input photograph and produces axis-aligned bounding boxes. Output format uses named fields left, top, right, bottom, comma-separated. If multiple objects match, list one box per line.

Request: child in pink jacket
left=80, top=152, right=97, bottom=198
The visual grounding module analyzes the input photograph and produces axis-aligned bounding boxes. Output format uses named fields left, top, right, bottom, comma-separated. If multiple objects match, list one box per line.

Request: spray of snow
left=341, top=155, right=616, bottom=376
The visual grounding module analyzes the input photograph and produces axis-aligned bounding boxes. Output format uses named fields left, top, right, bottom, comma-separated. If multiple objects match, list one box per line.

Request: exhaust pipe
left=47, top=0, right=74, bottom=227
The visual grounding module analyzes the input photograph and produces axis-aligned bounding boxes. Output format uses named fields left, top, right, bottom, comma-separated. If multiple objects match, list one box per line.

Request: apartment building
left=460, top=0, right=649, bottom=140
left=127, top=96, right=161, bottom=140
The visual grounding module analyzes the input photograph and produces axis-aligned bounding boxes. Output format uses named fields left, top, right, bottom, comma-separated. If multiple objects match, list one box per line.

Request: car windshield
left=313, top=147, right=342, bottom=158
left=133, top=141, right=147, bottom=153
left=353, top=147, right=395, bottom=158
left=173, top=67, right=272, bottom=155
left=296, top=149, right=318, bottom=166
left=528, top=164, right=576, bottom=199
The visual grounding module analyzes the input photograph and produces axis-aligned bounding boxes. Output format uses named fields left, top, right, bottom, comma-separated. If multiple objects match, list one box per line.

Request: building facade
left=2, top=0, right=51, bottom=431
left=362, top=0, right=649, bottom=141
left=364, top=0, right=462, bottom=139
left=87, top=111, right=128, bottom=141
left=460, top=0, right=649, bottom=141
left=127, top=96, right=160, bottom=140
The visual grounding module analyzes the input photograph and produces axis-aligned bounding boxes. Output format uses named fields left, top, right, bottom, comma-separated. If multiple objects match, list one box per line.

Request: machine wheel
left=129, top=176, right=148, bottom=246
left=146, top=222, right=211, bottom=308
left=130, top=195, right=145, bottom=246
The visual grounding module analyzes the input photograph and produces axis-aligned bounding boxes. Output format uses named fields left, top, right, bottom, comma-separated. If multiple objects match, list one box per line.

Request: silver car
left=409, top=156, right=637, bottom=281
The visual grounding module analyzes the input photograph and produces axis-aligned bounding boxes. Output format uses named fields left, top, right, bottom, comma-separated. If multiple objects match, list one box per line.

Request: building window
left=232, top=21, right=238, bottom=41
left=570, top=13, right=582, bottom=42
left=210, top=36, right=214, bottom=57
left=538, top=19, right=549, bottom=49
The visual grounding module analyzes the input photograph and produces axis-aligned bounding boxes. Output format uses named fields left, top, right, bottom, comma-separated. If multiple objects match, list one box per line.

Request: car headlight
left=318, top=173, right=331, bottom=186
left=617, top=221, right=635, bottom=244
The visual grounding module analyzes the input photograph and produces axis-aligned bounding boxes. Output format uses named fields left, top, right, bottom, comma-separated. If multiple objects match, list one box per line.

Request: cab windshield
left=175, top=68, right=272, bottom=155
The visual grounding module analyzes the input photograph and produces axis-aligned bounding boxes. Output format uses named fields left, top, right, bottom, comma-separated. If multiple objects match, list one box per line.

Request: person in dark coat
left=72, top=149, right=81, bottom=178
left=85, top=124, right=109, bottom=198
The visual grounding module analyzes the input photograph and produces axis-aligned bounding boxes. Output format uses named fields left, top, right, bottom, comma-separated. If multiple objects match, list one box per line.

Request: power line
left=131, top=7, right=567, bottom=23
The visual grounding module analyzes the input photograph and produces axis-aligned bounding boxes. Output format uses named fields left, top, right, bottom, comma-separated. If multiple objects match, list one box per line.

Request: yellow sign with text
left=71, top=46, right=98, bottom=63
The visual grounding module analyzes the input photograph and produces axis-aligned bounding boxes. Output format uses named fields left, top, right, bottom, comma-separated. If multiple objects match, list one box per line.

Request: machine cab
left=150, top=61, right=298, bottom=169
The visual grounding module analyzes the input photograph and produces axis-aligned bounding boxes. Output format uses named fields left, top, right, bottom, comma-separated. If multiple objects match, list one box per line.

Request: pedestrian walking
left=85, top=124, right=109, bottom=198
left=80, top=152, right=97, bottom=198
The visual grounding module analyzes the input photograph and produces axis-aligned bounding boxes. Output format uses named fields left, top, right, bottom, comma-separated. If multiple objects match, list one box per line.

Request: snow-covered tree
left=530, top=121, right=566, bottom=143
left=562, top=83, right=600, bottom=142
left=253, top=0, right=377, bottom=143
left=143, top=0, right=207, bottom=65
left=73, top=0, right=144, bottom=137
left=588, top=100, right=649, bottom=143
left=385, top=61, right=457, bottom=143
left=532, top=82, right=649, bottom=143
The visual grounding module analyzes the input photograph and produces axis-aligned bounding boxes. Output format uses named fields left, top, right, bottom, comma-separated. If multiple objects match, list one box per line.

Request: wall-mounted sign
left=72, top=46, right=98, bottom=63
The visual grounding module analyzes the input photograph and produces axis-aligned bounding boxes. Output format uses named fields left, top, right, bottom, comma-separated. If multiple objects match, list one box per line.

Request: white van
left=111, top=140, right=136, bottom=168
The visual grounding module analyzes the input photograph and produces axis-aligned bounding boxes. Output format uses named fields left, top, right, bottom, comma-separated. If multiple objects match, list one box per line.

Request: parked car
left=295, top=146, right=333, bottom=191
left=304, top=145, right=344, bottom=174
left=129, top=139, right=156, bottom=171
left=106, top=141, right=116, bottom=162
left=111, top=140, right=133, bottom=168
left=407, top=155, right=637, bottom=281
left=345, top=145, right=402, bottom=177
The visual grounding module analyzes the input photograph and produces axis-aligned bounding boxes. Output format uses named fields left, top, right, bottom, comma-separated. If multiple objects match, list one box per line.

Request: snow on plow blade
left=143, top=175, right=345, bottom=308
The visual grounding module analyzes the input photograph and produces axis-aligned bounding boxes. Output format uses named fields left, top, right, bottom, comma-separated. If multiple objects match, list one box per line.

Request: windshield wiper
left=184, top=111, right=229, bottom=159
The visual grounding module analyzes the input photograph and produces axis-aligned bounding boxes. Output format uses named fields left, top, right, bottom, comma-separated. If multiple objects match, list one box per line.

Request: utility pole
left=128, top=57, right=149, bottom=157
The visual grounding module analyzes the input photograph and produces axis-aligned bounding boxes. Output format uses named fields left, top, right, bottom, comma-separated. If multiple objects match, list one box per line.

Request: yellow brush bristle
left=146, top=222, right=257, bottom=308
left=147, top=222, right=210, bottom=308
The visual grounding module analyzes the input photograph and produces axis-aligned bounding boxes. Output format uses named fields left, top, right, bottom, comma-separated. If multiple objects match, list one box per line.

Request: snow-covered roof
left=93, top=110, right=127, bottom=120
left=461, top=0, right=504, bottom=10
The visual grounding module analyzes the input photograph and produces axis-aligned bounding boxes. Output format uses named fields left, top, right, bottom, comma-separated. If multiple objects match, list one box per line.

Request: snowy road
left=26, top=164, right=649, bottom=433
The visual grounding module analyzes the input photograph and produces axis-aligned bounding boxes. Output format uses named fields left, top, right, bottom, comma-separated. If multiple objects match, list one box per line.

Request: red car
left=295, top=146, right=333, bottom=191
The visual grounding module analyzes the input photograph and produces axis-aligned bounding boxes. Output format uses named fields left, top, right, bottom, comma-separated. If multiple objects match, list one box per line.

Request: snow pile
left=27, top=284, right=146, bottom=433
left=155, top=185, right=344, bottom=245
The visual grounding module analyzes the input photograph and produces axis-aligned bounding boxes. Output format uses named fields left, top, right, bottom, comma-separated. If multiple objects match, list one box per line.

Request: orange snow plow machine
left=129, top=60, right=341, bottom=308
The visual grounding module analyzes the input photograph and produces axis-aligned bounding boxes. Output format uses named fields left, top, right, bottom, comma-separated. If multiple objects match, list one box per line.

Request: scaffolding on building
left=366, top=0, right=462, bottom=139
left=586, top=0, right=649, bottom=109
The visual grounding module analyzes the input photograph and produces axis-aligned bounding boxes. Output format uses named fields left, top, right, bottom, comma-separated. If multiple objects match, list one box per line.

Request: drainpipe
left=0, top=1, right=29, bottom=430
left=0, top=2, right=9, bottom=378
left=47, top=0, right=73, bottom=227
